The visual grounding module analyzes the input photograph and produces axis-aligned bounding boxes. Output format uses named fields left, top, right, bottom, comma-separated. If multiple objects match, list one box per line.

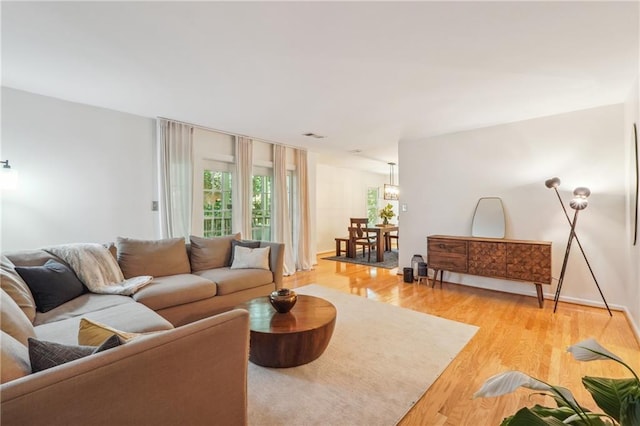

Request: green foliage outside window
left=203, top=170, right=232, bottom=237
left=203, top=171, right=274, bottom=241
left=252, top=175, right=272, bottom=241
left=367, top=187, right=379, bottom=226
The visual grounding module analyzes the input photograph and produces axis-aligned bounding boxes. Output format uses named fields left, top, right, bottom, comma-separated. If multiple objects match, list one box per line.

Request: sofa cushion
left=230, top=246, right=270, bottom=270
left=78, top=318, right=144, bottom=346
left=189, top=233, right=240, bottom=271
left=1, top=255, right=36, bottom=322
left=34, top=293, right=135, bottom=326
left=35, top=302, right=174, bottom=345
left=193, top=267, right=273, bottom=296
left=1, top=331, right=31, bottom=383
left=229, top=240, right=261, bottom=266
left=4, top=249, right=63, bottom=267
left=117, top=237, right=191, bottom=278
left=132, top=274, right=217, bottom=311
left=43, top=243, right=151, bottom=296
left=29, top=334, right=121, bottom=373
left=15, top=260, right=86, bottom=313
left=1, top=289, right=36, bottom=346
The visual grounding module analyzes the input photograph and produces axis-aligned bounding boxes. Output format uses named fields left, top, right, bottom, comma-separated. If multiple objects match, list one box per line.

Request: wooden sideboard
left=427, top=235, right=552, bottom=308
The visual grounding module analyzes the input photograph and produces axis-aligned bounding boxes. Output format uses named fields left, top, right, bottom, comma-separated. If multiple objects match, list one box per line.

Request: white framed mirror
left=472, top=197, right=505, bottom=238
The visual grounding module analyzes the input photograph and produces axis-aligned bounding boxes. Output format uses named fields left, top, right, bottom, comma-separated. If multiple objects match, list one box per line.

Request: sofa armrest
left=1, top=309, right=249, bottom=426
left=258, top=241, right=285, bottom=289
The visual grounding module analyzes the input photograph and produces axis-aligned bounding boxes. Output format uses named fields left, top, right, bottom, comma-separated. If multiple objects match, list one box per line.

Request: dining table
left=347, top=224, right=398, bottom=262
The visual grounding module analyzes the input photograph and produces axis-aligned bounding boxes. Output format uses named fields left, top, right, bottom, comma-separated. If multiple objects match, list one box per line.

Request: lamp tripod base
left=552, top=206, right=612, bottom=316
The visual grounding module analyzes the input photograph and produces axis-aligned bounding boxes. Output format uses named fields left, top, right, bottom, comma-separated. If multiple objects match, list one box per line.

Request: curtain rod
left=156, top=116, right=306, bottom=152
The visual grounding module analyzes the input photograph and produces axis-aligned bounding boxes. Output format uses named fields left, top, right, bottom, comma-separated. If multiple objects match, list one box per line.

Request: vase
left=269, top=289, right=297, bottom=313
left=383, top=217, right=389, bottom=225
left=411, top=254, right=424, bottom=281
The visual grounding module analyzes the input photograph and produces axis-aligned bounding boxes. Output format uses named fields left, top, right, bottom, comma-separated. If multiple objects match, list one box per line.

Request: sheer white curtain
left=157, top=119, right=193, bottom=240
left=294, top=148, right=313, bottom=270
left=273, top=145, right=296, bottom=275
left=232, top=136, right=253, bottom=239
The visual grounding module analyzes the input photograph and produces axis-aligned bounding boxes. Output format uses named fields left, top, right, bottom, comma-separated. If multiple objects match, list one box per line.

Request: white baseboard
left=550, top=292, right=625, bottom=312
left=314, top=260, right=640, bottom=343
left=445, top=280, right=626, bottom=311
left=448, top=281, right=640, bottom=341
left=316, top=249, right=334, bottom=255
left=621, top=306, right=640, bottom=345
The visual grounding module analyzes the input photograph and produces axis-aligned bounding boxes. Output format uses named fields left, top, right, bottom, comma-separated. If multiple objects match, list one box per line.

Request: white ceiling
left=2, top=1, right=638, bottom=175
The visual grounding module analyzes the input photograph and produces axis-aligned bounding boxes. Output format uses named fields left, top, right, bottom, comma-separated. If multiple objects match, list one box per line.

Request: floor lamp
left=545, top=178, right=612, bottom=316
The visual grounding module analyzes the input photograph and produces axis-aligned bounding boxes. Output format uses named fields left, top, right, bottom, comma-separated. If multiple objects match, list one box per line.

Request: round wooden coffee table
left=239, top=295, right=337, bottom=368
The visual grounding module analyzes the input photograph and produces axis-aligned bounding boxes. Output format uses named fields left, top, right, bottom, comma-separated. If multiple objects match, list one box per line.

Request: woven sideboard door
left=468, top=241, right=507, bottom=278
left=506, top=243, right=551, bottom=284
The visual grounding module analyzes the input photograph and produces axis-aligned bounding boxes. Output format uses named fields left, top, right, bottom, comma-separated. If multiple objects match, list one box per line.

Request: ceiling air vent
left=303, top=133, right=325, bottom=139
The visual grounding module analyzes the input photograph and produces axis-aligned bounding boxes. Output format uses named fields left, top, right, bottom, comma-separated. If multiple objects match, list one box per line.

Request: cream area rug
left=247, top=284, right=479, bottom=425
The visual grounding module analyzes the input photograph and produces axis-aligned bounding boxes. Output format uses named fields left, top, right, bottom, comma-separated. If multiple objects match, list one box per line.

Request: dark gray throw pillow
left=15, top=259, right=86, bottom=313
left=28, top=334, right=122, bottom=373
left=228, top=240, right=261, bottom=266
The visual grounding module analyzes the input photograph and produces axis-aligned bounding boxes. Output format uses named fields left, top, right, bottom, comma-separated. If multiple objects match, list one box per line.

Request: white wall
left=316, top=164, right=391, bottom=253
left=1, top=88, right=157, bottom=250
left=399, top=104, right=630, bottom=310
left=624, top=78, right=640, bottom=335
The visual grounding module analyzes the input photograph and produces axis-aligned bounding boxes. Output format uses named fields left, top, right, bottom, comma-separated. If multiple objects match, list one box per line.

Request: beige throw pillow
left=116, top=237, right=190, bottom=279
left=0, top=289, right=36, bottom=346
left=1, top=331, right=31, bottom=383
left=78, top=318, right=142, bottom=346
left=1, top=255, right=36, bottom=322
left=189, top=233, right=240, bottom=271
left=230, top=246, right=271, bottom=270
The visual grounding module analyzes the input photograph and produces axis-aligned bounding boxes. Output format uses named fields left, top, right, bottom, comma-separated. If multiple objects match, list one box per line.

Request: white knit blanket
left=44, top=243, right=152, bottom=296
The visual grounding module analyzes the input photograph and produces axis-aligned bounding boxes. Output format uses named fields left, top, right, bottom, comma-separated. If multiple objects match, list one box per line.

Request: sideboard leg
left=535, top=283, right=544, bottom=308
left=430, top=269, right=440, bottom=288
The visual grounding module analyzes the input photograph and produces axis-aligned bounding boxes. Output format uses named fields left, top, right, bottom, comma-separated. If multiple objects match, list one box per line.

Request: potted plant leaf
left=473, top=339, right=640, bottom=425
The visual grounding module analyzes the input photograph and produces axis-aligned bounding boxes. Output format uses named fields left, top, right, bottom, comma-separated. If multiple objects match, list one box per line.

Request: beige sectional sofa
left=0, top=234, right=285, bottom=425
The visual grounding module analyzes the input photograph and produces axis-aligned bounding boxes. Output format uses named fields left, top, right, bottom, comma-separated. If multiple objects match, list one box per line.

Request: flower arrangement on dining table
left=379, top=203, right=395, bottom=225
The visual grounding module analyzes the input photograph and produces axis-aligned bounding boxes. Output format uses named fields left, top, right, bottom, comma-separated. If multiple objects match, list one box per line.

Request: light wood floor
left=283, top=255, right=640, bottom=426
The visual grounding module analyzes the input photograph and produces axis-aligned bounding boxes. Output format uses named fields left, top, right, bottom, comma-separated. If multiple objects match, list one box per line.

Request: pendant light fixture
left=384, top=162, right=399, bottom=200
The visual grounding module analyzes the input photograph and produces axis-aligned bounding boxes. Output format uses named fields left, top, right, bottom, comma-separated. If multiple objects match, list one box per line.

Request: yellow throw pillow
left=78, top=318, right=141, bottom=346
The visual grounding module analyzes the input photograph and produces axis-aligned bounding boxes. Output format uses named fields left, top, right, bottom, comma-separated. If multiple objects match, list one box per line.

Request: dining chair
left=389, top=229, right=399, bottom=250
left=349, top=218, right=369, bottom=231
left=349, top=218, right=377, bottom=262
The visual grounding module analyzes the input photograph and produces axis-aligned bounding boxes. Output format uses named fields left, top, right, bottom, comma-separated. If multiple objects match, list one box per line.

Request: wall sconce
left=384, top=162, right=399, bottom=200
left=544, top=177, right=611, bottom=315
left=1, top=160, right=18, bottom=191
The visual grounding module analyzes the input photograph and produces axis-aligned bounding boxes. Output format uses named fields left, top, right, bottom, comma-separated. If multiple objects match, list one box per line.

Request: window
left=367, top=187, right=379, bottom=225
left=203, top=170, right=233, bottom=237
left=252, top=174, right=272, bottom=240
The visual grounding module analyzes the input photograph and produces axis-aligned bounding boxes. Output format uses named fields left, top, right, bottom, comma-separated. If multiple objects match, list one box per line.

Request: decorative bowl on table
left=269, top=289, right=297, bottom=313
